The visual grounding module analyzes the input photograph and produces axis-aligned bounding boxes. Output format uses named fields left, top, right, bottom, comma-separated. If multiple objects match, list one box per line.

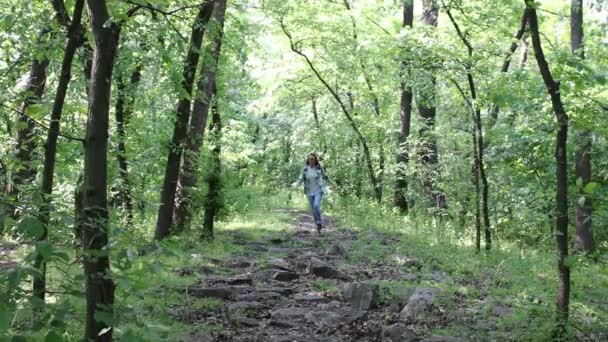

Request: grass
left=328, top=193, right=608, bottom=340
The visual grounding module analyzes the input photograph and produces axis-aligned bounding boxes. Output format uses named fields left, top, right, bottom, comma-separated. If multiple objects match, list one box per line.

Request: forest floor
left=171, top=208, right=466, bottom=341
left=154, top=204, right=606, bottom=342
left=2, top=192, right=606, bottom=341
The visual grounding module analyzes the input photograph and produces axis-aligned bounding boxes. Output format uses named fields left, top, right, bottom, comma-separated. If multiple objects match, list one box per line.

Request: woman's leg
left=312, top=192, right=323, bottom=225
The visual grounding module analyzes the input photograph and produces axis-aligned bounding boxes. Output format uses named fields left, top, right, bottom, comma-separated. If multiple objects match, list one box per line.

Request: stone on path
left=268, top=319, right=297, bottom=329
left=270, top=307, right=309, bottom=321
left=420, top=336, right=463, bottom=342
left=188, top=286, right=237, bottom=299
left=252, top=268, right=287, bottom=281
left=326, top=241, right=348, bottom=258
left=399, top=287, right=445, bottom=321
left=293, top=293, right=331, bottom=304
left=307, top=257, right=349, bottom=280
left=237, top=291, right=282, bottom=302
left=208, top=276, right=253, bottom=286
left=304, top=309, right=367, bottom=325
left=342, top=282, right=379, bottom=310
left=257, top=286, right=294, bottom=296
left=177, top=331, right=214, bottom=342
left=272, top=270, right=299, bottom=281
left=267, top=258, right=294, bottom=272
left=227, top=301, right=268, bottom=317
left=381, top=324, right=416, bottom=342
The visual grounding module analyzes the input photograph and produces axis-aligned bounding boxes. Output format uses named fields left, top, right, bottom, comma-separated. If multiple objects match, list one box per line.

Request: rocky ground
left=170, top=209, right=516, bottom=342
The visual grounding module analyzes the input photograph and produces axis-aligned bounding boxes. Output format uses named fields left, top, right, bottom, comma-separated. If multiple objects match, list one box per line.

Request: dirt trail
left=172, top=209, right=491, bottom=342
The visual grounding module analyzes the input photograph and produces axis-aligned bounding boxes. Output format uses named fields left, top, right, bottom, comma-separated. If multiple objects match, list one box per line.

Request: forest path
left=171, top=208, right=496, bottom=342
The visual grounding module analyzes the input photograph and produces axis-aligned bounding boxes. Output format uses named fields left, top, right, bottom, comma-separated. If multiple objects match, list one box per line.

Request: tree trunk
left=394, top=1, right=414, bottom=213
left=34, top=0, right=85, bottom=303
left=520, top=35, right=530, bottom=69
left=472, top=134, right=481, bottom=253
left=114, top=63, right=142, bottom=225
left=10, top=42, right=50, bottom=216
left=174, top=0, right=227, bottom=232
left=202, top=85, right=221, bottom=240
left=417, top=0, right=439, bottom=201
left=571, top=0, right=594, bottom=253
left=82, top=0, right=121, bottom=339
left=155, top=0, right=215, bottom=240
left=526, top=2, right=570, bottom=336
left=344, top=0, right=385, bottom=201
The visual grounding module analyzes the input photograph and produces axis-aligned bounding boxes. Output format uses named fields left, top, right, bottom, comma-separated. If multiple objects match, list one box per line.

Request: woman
left=298, top=153, right=328, bottom=234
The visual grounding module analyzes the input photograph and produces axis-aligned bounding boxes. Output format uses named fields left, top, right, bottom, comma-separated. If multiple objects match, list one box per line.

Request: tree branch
left=0, top=103, right=85, bottom=143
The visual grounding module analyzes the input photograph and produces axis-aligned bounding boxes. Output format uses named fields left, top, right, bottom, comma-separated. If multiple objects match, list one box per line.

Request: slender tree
left=9, top=35, right=50, bottom=217
left=174, top=0, right=227, bottom=232
left=155, top=0, right=215, bottom=240
left=34, top=0, right=85, bottom=303
left=571, top=0, right=594, bottom=253
left=394, top=0, right=414, bottom=213
left=343, top=0, right=385, bottom=200
left=82, top=0, right=124, bottom=339
left=446, top=8, right=492, bottom=251
left=202, top=85, right=222, bottom=239
left=114, top=62, right=143, bottom=225
left=417, top=0, right=440, bottom=201
left=281, top=20, right=382, bottom=202
left=525, top=1, right=570, bottom=336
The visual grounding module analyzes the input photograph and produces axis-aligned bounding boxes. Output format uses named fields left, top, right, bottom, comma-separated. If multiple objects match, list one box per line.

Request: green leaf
left=119, top=328, right=138, bottom=342
left=126, top=248, right=137, bottom=261
left=17, top=216, right=44, bottom=239
left=25, top=103, right=44, bottom=119
left=44, top=331, right=64, bottom=342
left=94, top=311, right=114, bottom=326
left=36, top=241, right=53, bottom=260
left=583, top=182, right=598, bottom=194
left=149, top=263, right=161, bottom=273
left=0, top=306, right=10, bottom=331
left=3, top=216, right=15, bottom=231
left=564, top=256, right=577, bottom=268
left=11, top=336, right=28, bottom=342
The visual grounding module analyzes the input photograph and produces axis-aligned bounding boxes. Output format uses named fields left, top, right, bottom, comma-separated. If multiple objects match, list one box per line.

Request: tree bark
left=174, top=0, right=227, bottom=232
left=34, top=0, right=85, bottom=304
left=82, top=0, right=121, bottom=339
left=114, top=63, right=142, bottom=225
left=394, top=0, right=414, bottom=213
left=571, top=0, right=594, bottom=253
left=525, top=2, right=570, bottom=336
left=202, top=85, right=221, bottom=239
left=10, top=43, right=50, bottom=215
left=155, top=0, right=215, bottom=240
left=417, top=0, right=439, bottom=201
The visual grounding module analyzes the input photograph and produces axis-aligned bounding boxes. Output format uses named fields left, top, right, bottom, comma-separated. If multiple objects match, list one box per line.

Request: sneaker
left=316, top=223, right=322, bottom=235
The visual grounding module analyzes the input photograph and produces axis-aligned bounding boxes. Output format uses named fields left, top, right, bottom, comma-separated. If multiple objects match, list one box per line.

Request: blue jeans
left=307, top=192, right=323, bottom=225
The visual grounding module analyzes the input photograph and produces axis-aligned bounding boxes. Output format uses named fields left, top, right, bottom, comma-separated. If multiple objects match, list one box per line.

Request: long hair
left=305, top=153, right=321, bottom=169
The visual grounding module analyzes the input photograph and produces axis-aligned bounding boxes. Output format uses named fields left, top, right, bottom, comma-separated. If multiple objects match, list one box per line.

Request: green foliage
left=1, top=0, right=607, bottom=339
